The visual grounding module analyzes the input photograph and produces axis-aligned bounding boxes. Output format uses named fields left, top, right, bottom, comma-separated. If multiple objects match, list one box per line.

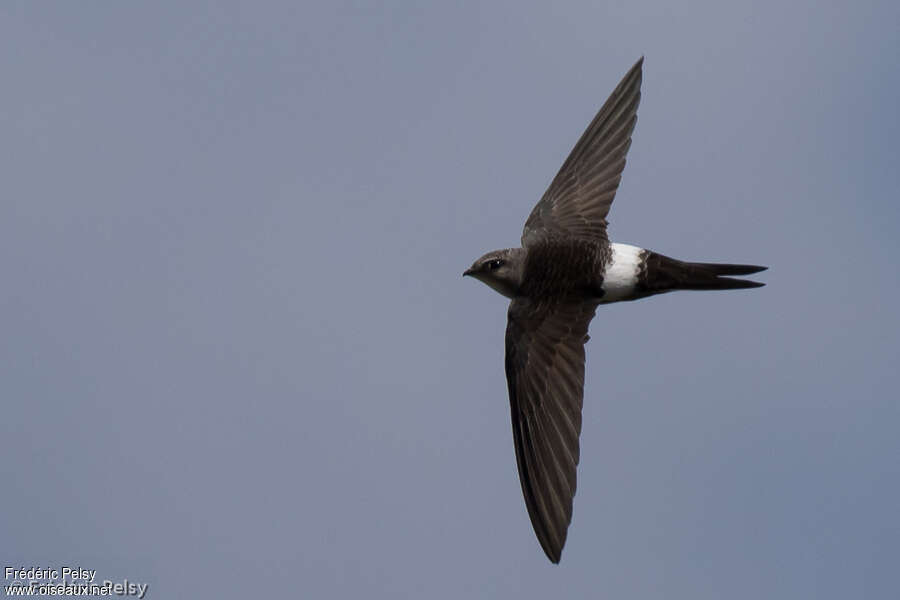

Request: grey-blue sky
left=2, top=1, right=898, bottom=598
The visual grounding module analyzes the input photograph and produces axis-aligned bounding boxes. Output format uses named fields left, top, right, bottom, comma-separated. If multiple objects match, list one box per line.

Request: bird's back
left=520, top=236, right=610, bottom=300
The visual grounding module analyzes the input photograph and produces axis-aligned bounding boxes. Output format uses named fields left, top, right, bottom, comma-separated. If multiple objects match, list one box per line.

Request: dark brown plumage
left=503, top=57, right=644, bottom=563
left=463, top=57, right=766, bottom=563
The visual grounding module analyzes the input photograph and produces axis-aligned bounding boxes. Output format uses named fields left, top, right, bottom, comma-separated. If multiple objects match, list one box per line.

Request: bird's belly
left=599, top=243, right=645, bottom=302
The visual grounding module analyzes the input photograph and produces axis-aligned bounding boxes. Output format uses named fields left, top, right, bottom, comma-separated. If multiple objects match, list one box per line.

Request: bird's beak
left=463, top=268, right=474, bottom=277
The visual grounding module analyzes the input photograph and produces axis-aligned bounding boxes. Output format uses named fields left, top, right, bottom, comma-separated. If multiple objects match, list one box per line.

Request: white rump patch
left=601, top=243, right=643, bottom=301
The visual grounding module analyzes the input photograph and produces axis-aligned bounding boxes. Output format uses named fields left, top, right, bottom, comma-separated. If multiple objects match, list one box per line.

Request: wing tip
left=538, top=534, right=565, bottom=564
left=630, top=55, right=644, bottom=77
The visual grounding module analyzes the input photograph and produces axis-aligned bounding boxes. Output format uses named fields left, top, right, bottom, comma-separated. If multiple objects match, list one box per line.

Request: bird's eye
left=488, top=259, right=504, bottom=270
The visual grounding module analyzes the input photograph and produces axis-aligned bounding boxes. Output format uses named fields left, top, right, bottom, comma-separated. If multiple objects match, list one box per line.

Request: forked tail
left=639, top=252, right=767, bottom=295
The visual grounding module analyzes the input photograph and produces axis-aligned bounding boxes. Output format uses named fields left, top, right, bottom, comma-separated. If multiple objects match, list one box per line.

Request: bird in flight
left=463, top=57, right=766, bottom=563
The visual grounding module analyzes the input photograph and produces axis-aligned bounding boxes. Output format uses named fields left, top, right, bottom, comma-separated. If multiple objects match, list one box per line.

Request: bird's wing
left=504, top=297, right=599, bottom=563
left=522, top=57, right=643, bottom=247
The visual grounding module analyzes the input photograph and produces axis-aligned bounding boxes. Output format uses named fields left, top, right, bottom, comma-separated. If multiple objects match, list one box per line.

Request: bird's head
left=463, top=248, right=525, bottom=298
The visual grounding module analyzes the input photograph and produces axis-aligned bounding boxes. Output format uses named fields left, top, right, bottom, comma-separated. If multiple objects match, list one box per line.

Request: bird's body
left=464, top=57, right=766, bottom=563
left=522, top=236, right=606, bottom=298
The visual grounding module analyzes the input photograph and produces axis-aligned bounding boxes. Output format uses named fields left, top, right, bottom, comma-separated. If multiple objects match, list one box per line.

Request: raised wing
left=504, top=297, right=598, bottom=563
left=522, top=57, right=643, bottom=247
